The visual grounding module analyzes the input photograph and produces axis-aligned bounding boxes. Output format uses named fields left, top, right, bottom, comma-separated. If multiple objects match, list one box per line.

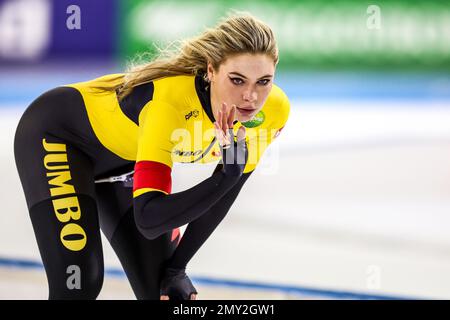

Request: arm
left=160, top=95, right=291, bottom=300
left=133, top=163, right=244, bottom=240
left=167, top=164, right=253, bottom=270
left=134, top=102, right=247, bottom=240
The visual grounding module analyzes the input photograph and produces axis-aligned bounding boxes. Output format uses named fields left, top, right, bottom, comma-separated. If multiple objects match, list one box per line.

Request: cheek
left=217, top=79, right=235, bottom=98
left=256, top=86, right=272, bottom=105
left=223, top=83, right=242, bottom=102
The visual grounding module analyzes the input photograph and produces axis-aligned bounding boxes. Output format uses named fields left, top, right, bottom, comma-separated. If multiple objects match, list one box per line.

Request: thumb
left=237, top=126, right=246, bottom=142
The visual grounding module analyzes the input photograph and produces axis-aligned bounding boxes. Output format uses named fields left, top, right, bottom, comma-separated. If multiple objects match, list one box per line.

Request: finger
left=215, top=117, right=231, bottom=146
left=221, top=102, right=228, bottom=132
left=223, top=127, right=231, bottom=146
left=225, top=106, right=236, bottom=142
left=160, top=295, right=169, bottom=300
left=190, top=293, right=197, bottom=300
left=227, top=105, right=236, bottom=128
left=219, top=109, right=229, bottom=139
left=214, top=122, right=227, bottom=146
left=217, top=110, right=223, bottom=130
left=237, top=125, right=246, bottom=142
left=221, top=105, right=227, bottom=132
left=219, top=103, right=225, bottom=129
left=214, top=121, right=221, bottom=133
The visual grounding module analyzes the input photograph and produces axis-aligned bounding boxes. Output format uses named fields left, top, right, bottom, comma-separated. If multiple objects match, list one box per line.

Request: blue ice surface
left=1, top=61, right=450, bottom=106
left=275, top=71, right=450, bottom=102
left=0, top=256, right=418, bottom=300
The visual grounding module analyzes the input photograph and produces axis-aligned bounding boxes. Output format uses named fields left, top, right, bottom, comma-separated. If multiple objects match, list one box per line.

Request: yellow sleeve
left=133, top=100, right=184, bottom=197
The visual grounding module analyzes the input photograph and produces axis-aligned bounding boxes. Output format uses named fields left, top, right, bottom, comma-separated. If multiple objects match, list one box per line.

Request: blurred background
left=1, top=0, right=450, bottom=299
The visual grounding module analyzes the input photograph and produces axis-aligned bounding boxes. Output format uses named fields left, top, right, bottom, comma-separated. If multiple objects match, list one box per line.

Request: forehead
left=219, top=53, right=275, bottom=77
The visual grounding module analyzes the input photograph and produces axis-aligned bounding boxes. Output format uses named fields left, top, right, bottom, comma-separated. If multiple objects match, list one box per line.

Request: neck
left=209, top=86, right=219, bottom=123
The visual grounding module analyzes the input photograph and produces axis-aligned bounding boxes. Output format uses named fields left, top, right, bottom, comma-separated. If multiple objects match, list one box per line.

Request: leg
left=14, top=91, right=104, bottom=299
left=29, top=194, right=104, bottom=299
left=95, top=181, right=180, bottom=300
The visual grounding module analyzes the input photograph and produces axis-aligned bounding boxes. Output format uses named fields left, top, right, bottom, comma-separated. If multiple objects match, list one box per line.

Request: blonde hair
left=104, top=12, right=278, bottom=101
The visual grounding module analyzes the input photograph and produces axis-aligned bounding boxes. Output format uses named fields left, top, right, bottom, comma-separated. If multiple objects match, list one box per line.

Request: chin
left=237, top=114, right=253, bottom=123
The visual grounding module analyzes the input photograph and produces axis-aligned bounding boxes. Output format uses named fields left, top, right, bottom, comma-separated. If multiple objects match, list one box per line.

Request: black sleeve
left=133, top=168, right=242, bottom=240
left=167, top=164, right=253, bottom=270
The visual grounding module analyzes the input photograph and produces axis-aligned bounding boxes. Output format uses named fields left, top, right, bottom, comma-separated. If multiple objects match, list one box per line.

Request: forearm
left=168, top=168, right=252, bottom=269
left=134, top=125, right=248, bottom=240
left=133, top=169, right=241, bottom=240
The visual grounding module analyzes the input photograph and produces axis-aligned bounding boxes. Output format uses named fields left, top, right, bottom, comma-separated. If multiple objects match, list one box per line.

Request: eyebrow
left=229, top=72, right=273, bottom=79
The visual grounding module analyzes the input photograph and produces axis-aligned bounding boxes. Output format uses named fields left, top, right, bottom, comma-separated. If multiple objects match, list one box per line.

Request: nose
left=243, top=89, right=257, bottom=103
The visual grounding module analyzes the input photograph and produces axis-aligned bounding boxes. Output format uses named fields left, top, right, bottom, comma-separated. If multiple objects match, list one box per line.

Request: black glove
left=160, top=267, right=198, bottom=300
left=220, top=127, right=248, bottom=177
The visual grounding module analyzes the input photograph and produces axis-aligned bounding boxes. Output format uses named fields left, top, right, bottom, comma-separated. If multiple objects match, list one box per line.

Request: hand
left=213, top=102, right=235, bottom=148
left=213, top=102, right=247, bottom=177
left=160, top=267, right=198, bottom=301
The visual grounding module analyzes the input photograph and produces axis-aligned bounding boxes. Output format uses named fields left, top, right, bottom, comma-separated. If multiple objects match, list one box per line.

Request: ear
left=207, top=62, right=215, bottom=82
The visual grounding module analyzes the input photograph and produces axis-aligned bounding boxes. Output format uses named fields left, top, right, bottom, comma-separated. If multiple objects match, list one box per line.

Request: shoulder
left=138, top=75, right=198, bottom=125
left=64, top=73, right=125, bottom=94
left=152, top=75, right=197, bottom=104
left=142, top=75, right=197, bottom=118
left=138, top=99, right=185, bottom=128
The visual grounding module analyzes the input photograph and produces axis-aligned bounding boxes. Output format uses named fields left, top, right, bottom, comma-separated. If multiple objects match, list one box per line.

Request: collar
left=194, top=74, right=216, bottom=124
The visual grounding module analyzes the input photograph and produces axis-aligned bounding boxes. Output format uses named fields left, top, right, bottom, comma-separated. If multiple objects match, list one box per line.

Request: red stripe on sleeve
left=171, top=228, right=181, bottom=245
left=133, top=161, right=172, bottom=194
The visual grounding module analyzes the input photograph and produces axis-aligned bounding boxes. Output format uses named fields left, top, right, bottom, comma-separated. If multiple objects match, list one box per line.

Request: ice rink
left=1, top=71, right=450, bottom=299
left=1, top=0, right=450, bottom=301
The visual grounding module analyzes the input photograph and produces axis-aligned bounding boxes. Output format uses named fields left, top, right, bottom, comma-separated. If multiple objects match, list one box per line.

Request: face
left=207, top=53, right=276, bottom=123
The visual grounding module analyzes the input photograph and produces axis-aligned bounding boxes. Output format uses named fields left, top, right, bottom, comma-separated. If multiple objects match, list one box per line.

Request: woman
left=13, top=13, right=290, bottom=300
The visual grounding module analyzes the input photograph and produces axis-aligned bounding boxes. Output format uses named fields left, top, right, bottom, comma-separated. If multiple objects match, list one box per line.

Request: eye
left=257, top=79, right=271, bottom=86
left=230, top=77, right=244, bottom=85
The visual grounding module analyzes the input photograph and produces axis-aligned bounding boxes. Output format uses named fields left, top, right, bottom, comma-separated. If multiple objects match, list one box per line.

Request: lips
left=237, top=106, right=256, bottom=115
left=239, top=105, right=255, bottom=110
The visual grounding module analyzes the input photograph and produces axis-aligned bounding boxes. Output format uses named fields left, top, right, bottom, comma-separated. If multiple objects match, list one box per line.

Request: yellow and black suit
left=13, top=73, right=290, bottom=299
